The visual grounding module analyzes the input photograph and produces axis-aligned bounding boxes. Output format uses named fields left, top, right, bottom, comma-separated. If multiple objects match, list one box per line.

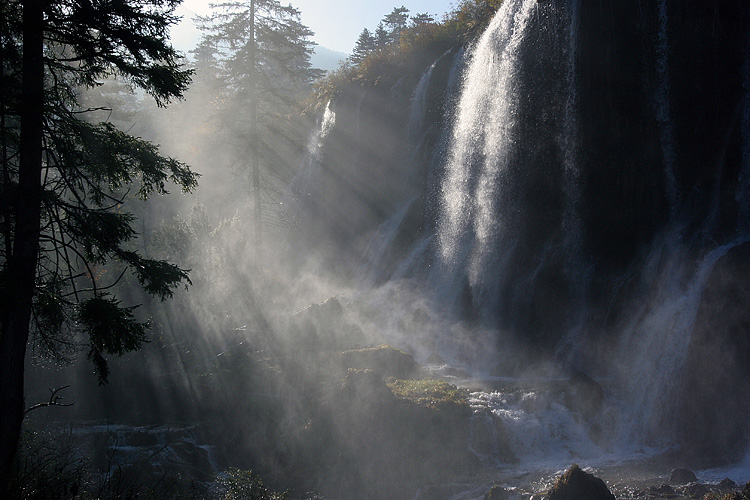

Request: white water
left=437, top=0, right=536, bottom=308
left=287, top=101, right=335, bottom=205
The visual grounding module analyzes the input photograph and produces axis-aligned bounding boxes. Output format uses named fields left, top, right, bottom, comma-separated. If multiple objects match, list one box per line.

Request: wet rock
left=470, top=411, right=517, bottom=464
left=339, top=368, right=395, bottom=403
left=683, top=483, right=709, bottom=498
left=289, top=297, right=364, bottom=350
left=545, top=464, right=615, bottom=500
left=719, top=478, right=737, bottom=489
left=485, top=485, right=514, bottom=500
left=426, top=352, right=446, bottom=365
left=340, top=344, right=418, bottom=379
left=562, top=372, right=604, bottom=419
left=649, top=484, right=676, bottom=496
left=669, top=469, right=697, bottom=485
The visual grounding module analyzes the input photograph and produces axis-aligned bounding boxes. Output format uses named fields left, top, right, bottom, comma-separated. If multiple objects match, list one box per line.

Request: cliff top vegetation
left=313, top=0, right=503, bottom=104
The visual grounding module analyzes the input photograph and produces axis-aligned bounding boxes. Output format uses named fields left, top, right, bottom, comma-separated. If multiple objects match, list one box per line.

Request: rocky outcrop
left=295, top=371, right=480, bottom=500
left=340, top=344, right=418, bottom=379
left=545, top=464, right=615, bottom=500
left=561, top=372, right=604, bottom=420
left=669, top=469, right=697, bottom=485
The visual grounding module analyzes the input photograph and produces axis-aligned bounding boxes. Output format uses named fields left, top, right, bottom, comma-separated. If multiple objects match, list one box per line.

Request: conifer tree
left=383, top=6, right=410, bottom=44
left=351, top=28, right=377, bottom=64
left=195, top=0, right=321, bottom=245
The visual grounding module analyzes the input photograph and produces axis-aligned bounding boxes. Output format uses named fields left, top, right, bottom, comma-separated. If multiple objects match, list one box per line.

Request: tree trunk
left=0, top=0, right=44, bottom=491
left=249, top=0, right=262, bottom=248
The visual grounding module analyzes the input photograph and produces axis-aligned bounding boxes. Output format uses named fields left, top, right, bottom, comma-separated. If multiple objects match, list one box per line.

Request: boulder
left=719, top=478, right=737, bottom=489
left=545, top=464, right=615, bottom=500
left=485, top=485, right=514, bottom=500
left=562, top=372, right=604, bottom=420
left=669, top=469, right=697, bottom=485
left=339, top=368, right=395, bottom=403
left=682, top=483, right=709, bottom=498
left=340, top=345, right=418, bottom=379
left=426, top=352, right=446, bottom=365
left=649, top=484, right=676, bottom=496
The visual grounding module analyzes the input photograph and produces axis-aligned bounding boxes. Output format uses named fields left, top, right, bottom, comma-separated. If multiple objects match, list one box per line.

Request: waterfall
left=287, top=101, right=335, bottom=203
left=437, top=0, right=536, bottom=305
left=560, top=0, right=581, bottom=257
left=738, top=33, right=750, bottom=233
left=655, top=0, right=678, bottom=218
left=408, top=63, right=436, bottom=137
left=358, top=197, right=417, bottom=286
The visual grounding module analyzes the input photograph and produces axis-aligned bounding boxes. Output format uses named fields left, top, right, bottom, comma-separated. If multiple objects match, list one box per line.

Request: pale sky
left=172, top=0, right=458, bottom=55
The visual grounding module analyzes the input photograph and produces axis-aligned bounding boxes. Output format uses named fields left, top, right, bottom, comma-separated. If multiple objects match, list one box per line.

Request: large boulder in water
left=545, top=464, right=615, bottom=500
left=669, top=469, right=697, bottom=485
left=561, top=372, right=604, bottom=420
left=340, top=344, right=418, bottom=379
left=676, top=241, right=750, bottom=460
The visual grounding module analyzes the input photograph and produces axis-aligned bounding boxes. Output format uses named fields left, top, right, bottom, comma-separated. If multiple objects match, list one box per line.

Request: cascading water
left=287, top=101, right=335, bottom=208
left=437, top=0, right=536, bottom=304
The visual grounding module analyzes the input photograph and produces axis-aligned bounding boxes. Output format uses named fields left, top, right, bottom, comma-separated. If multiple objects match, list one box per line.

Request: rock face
left=546, top=464, right=615, bottom=500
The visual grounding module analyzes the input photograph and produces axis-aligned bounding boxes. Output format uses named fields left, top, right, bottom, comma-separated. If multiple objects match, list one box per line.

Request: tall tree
left=375, top=22, right=389, bottom=49
left=351, top=28, right=377, bottom=64
left=0, top=0, right=196, bottom=490
left=195, top=0, right=321, bottom=246
left=382, top=6, right=410, bottom=45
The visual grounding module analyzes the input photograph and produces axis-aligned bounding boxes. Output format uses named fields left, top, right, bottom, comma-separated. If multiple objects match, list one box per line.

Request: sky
left=171, top=0, right=458, bottom=55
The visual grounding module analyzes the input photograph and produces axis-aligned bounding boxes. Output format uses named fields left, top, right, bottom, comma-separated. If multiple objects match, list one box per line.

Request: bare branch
left=24, top=385, right=74, bottom=416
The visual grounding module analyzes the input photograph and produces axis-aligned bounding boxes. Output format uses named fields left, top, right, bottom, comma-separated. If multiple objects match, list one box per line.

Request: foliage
left=314, top=0, right=503, bottom=102
left=387, top=378, right=468, bottom=408
left=0, top=0, right=197, bottom=381
left=8, top=429, right=85, bottom=500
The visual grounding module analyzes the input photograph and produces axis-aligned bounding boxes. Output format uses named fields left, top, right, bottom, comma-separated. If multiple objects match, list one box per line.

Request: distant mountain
left=311, top=46, right=347, bottom=72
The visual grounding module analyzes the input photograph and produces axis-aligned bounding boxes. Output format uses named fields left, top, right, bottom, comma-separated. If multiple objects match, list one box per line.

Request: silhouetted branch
left=24, top=385, right=74, bottom=416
